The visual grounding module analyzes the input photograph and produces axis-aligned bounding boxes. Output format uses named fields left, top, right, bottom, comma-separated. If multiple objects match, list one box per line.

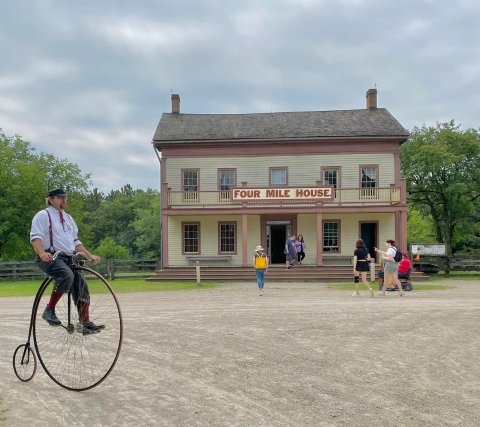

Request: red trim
left=156, top=138, right=404, bottom=157
left=242, top=214, right=248, bottom=266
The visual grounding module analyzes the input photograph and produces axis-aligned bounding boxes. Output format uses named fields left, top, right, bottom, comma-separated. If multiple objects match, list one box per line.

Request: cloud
left=1, top=0, right=479, bottom=194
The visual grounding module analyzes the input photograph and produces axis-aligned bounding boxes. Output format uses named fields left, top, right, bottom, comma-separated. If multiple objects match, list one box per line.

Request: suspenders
left=44, top=209, right=55, bottom=253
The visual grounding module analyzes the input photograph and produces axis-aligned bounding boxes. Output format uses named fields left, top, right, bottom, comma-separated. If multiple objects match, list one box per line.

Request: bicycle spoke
left=34, top=266, right=122, bottom=391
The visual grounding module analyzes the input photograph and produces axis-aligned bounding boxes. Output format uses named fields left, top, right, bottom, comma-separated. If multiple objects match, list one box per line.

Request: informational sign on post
left=411, top=244, right=446, bottom=255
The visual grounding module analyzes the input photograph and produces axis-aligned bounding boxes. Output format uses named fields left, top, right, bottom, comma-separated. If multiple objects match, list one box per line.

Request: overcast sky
left=1, top=0, right=479, bottom=193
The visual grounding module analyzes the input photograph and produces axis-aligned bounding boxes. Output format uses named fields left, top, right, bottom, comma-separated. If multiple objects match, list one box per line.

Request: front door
left=361, top=222, right=377, bottom=260
left=269, top=225, right=289, bottom=264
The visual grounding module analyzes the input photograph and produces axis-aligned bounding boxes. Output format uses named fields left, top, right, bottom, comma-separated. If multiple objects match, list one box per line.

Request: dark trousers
left=297, top=251, right=305, bottom=262
left=36, top=254, right=90, bottom=305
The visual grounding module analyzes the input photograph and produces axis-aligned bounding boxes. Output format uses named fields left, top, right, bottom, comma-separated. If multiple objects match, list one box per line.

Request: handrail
left=166, top=186, right=402, bottom=207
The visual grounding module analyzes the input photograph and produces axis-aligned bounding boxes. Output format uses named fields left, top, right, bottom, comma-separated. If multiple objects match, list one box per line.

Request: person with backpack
left=374, top=239, right=403, bottom=296
left=253, top=245, right=269, bottom=296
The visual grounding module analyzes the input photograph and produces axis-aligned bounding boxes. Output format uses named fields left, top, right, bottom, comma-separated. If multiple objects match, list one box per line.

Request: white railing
left=167, top=187, right=402, bottom=207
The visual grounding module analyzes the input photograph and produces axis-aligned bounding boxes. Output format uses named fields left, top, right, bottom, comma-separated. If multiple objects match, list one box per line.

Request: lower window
left=219, top=222, right=236, bottom=253
left=183, top=223, right=199, bottom=253
left=323, top=221, right=340, bottom=252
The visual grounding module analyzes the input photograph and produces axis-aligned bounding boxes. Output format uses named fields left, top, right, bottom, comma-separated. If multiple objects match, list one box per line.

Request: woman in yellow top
left=253, top=245, right=269, bottom=296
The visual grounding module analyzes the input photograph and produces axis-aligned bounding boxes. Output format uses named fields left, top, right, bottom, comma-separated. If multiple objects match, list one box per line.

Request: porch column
left=316, top=210, right=323, bottom=266
left=242, top=212, right=248, bottom=267
left=162, top=212, right=168, bottom=268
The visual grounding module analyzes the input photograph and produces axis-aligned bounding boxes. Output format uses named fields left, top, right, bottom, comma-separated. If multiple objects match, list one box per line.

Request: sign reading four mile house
left=232, top=187, right=333, bottom=201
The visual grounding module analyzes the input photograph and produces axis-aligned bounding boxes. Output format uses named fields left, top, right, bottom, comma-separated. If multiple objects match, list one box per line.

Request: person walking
left=295, top=234, right=306, bottom=265
left=253, top=245, right=268, bottom=296
left=284, top=235, right=296, bottom=269
left=375, top=240, right=404, bottom=296
left=352, top=239, right=374, bottom=297
left=30, top=188, right=105, bottom=333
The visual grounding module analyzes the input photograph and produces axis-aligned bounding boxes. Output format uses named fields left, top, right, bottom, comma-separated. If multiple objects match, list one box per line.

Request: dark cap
left=47, top=188, right=67, bottom=197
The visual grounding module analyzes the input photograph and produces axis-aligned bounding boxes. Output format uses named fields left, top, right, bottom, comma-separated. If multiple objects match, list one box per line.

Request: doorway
left=267, top=222, right=291, bottom=264
left=360, top=222, right=377, bottom=260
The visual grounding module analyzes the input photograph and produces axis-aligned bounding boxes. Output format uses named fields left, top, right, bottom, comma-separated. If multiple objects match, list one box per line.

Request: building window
left=182, top=169, right=199, bottom=203
left=270, top=167, right=287, bottom=186
left=183, top=223, right=199, bottom=254
left=360, top=165, right=378, bottom=199
left=322, top=168, right=339, bottom=188
left=218, top=169, right=236, bottom=202
left=323, top=221, right=340, bottom=252
left=219, top=169, right=236, bottom=190
left=219, top=222, right=236, bottom=254
left=361, top=166, right=377, bottom=188
left=183, top=169, right=199, bottom=191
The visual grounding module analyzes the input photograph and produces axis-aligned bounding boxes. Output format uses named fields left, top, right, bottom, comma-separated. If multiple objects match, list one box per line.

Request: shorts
left=355, top=262, right=370, bottom=272
left=384, top=261, right=399, bottom=273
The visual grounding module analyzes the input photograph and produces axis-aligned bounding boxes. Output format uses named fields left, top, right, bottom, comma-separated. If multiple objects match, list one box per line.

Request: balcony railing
left=166, top=187, right=402, bottom=208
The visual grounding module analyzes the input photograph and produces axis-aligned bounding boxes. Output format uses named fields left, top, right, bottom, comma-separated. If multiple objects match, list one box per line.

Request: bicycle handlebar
left=52, top=251, right=89, bottom=262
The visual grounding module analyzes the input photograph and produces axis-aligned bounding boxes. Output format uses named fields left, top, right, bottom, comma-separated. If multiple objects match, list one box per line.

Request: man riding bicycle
left=30, top=188, right=104, bottom=334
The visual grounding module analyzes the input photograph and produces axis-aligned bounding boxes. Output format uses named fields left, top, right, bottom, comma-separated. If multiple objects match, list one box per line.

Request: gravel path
left=1, top=279, right=480, bottom=426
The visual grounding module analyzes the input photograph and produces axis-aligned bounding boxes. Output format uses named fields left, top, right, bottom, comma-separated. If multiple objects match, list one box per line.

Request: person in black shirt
left=352, top=239, right=374, bottom=297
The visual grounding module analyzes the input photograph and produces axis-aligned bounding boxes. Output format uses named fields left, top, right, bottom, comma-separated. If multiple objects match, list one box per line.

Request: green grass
left=326, top=282, right=451, bottom=291
left=434, top=272, right=480, bottom=280
left=0, top=278, right=223, bottom=298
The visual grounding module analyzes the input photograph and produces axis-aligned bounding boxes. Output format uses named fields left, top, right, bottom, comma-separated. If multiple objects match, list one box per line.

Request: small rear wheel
left=13, top=344, right=37, bottom=382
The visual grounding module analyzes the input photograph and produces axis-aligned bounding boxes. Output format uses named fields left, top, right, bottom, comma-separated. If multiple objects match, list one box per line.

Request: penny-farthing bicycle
left=13, top=252, right=123, bottom=391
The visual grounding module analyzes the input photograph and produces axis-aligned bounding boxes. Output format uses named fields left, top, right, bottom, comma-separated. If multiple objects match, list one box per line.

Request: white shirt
left=30, top=206, right=82, bottom=253
left=386, top=247, right=396, bottom=261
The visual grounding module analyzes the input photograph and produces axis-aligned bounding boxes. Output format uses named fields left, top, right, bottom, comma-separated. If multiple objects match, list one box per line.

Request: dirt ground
left=1, top=279, right=480, bottom=427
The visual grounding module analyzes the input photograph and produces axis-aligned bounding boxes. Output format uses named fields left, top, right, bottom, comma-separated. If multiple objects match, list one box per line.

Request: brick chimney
left=366, top=88, right=377, bottom=109
left=171, top=93, right=180, bottom=114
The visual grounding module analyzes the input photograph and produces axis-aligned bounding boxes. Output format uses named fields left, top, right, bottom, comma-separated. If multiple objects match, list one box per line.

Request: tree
left=0, top=129, right=92, bottom=260
left=133, top=195, right=161, bottom=257
left=94, top=237, right=130, bottom=259
left=401, top=121, right=480, bottom=257
left=89, top=187, right=159, bottom=256
left=407, top=207, right=435, bottom=245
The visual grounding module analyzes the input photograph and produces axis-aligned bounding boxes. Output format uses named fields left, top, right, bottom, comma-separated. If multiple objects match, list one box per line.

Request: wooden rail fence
left=0, top=258, right=161, bottom=280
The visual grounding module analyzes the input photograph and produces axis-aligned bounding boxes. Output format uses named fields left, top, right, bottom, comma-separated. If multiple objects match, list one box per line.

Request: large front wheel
left=33, top=266, right=123, bottom=391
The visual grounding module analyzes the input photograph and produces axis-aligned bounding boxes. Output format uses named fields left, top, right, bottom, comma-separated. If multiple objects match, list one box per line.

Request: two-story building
left=152, top=89, right=409, bottom=270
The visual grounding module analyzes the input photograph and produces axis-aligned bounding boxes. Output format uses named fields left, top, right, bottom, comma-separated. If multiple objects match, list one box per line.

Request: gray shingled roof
left=153, top=108, right=409, bottom=142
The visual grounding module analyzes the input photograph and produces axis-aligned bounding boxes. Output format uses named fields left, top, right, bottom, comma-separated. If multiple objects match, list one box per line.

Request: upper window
left=218, top=169, right=236, bottom=191
left=360, top=166, right=377, bottom=188
left=360, top=165, right=378, bottom=199
left=183, top=169, right=199, bottom=192
left=270, top=167, right=287, bottom=186
left=322, top=167, right=340, bottom=188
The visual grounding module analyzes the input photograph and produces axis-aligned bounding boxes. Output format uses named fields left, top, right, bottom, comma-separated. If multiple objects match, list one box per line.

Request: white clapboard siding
left=166, top=153, right=394, bottom=190
left=168, top=215, right=264, bottom=267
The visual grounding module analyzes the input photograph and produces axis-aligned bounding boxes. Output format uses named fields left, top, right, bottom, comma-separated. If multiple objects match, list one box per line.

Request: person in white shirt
left=30, top=188, right=104, bottom=334
left=374, top=239, right=403, bottom=297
